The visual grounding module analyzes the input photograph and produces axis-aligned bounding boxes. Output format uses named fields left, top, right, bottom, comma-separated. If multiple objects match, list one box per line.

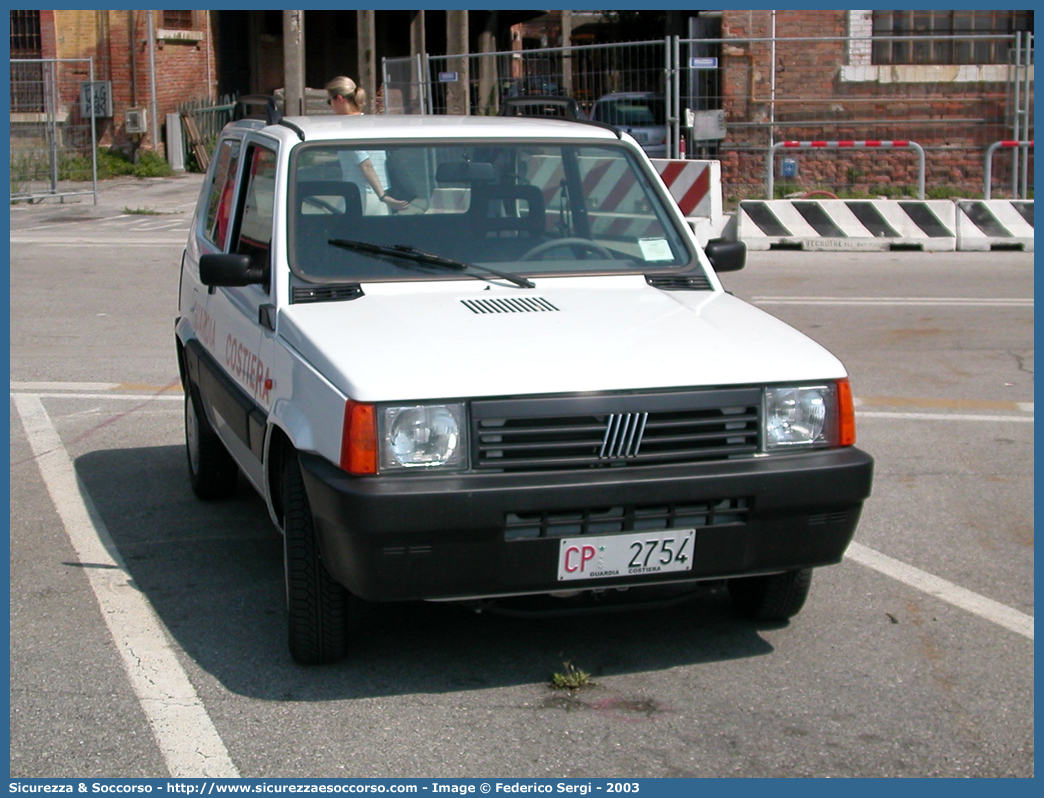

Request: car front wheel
left=282, top=453, right=350, bottom=665
left=727, top=568, right=813, bottom=621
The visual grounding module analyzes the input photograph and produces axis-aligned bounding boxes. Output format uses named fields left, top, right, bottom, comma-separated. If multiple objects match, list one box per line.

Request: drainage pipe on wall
left=147, top=11, right=159, bottom=156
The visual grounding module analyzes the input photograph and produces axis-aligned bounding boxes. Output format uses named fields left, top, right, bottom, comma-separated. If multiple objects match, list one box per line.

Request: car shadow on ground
left=75, top=445, right=780, bottom=701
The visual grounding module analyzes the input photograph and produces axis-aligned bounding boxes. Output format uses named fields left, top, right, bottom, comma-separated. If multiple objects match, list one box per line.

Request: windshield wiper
left=328, top=238, right=535, bottom=289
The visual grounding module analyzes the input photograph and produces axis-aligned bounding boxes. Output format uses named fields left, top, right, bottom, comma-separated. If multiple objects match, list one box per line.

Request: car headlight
left=764, top=384, right=839, bottom=450
left=379, top=404, right=468, bottom=471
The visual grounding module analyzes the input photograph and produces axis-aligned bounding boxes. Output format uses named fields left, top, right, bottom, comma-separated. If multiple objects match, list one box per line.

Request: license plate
left=633, top=132, right=649, bottom=142
left=557, top=530, right=695, bottom=582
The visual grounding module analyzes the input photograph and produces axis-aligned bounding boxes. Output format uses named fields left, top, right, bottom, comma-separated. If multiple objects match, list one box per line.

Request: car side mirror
left=704, top=238, right=745, bottom=273
left=199, top=253, right=267, bottom=287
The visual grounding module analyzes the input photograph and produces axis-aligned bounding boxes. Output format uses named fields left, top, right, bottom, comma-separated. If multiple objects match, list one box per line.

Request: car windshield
left=592, top=98, right=665, bottom=127
left=288, top=141, right=698, bottom=284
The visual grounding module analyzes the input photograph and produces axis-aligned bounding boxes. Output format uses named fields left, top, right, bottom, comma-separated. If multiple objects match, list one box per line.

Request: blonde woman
left=326, top=76, right=409, bottom=214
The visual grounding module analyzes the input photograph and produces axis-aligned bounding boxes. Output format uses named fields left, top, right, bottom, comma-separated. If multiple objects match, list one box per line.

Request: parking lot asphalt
left=9, top=173, right=206, bottom=225
left=8, top=176, right=1034, bottom=779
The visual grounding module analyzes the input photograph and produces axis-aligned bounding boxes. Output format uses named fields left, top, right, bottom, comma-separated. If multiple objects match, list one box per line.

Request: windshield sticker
left=639, top=238, right=674, bottom=262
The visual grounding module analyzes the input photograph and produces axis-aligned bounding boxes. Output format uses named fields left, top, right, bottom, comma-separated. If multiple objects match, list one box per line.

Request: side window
left=232, top=145, right=277, bottom=276
left=203, top=139, right=241, bottom=250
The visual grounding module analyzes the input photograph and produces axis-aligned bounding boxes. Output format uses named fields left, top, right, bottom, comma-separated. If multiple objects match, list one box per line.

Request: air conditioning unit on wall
left=125, top=107, right=148, bottom=135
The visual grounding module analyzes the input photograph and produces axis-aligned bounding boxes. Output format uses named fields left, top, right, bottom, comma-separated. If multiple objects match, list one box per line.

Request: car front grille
left=504, top=498, right=750, bottom=540
left=472, top=387, right=761, bottom=472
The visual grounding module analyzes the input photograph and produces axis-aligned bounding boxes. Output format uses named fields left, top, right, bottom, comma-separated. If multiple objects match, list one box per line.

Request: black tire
left=282, top=454, right=350, bottom=665
left=184, top=388, right=238, bottom=500
left=728, top=568, right=813, bottom=621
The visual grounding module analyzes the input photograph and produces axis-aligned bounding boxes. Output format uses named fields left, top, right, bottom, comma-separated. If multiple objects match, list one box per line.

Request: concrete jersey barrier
left=955, top=200, right=1034, bottom=252
left=737, top=199, right=957, bottom=251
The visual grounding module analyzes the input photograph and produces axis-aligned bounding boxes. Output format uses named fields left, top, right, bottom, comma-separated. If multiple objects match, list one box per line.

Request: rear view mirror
left=199, top=253, right=266, bottom=286
left=435, top=161, right=496, bottom=184
left=704, top=238, right=745, bottom=273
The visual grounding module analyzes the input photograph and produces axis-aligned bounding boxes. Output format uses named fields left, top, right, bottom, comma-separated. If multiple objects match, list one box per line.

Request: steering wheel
left=302, top=196, right=342, bottom=214
left=520, top=238, right=615, bottom=262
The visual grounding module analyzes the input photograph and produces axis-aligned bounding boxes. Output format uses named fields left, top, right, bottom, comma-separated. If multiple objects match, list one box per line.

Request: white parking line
left=846, top=542, right=1033, bottom=640
left=859, top=411, right=1033, bottom=423
left=752, top=296, right=1033, bottom=307
left=11, top=381, right=124, bottom=391
left=25, top=392, right=184, bottom=402
left=11, top=394, right=239, bottom=778
left=10, top=236, right=185, bottom=246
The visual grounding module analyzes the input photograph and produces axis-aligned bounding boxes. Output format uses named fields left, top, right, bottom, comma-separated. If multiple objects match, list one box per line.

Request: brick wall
left=50, top=10, right=217, bottom=153
left=717, top=10, right=1031, bottom=199
left=38, top=10, right=56, bottom=60
left=53, top=9, right=96, bottom=59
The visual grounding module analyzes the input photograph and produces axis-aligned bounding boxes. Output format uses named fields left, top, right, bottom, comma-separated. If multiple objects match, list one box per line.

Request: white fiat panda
left=176, top=96, right=873, bottom=665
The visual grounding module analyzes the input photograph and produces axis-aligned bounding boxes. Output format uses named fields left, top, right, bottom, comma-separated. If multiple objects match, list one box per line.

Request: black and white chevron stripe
left=737, top=199, right=958, bottom=251
left=956, top=201, right=1034, bottom=252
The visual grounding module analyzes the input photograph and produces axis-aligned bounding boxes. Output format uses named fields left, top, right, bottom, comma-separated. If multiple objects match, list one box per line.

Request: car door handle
left=259, top=304, right=275, bottom=331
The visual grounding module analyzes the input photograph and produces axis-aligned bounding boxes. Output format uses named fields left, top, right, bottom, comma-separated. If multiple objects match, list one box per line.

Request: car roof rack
left=570, top=118, right=622, bottom=138
left=232, top=94, right=305, bottom=140
left=234, top=95, right=282, bottom=124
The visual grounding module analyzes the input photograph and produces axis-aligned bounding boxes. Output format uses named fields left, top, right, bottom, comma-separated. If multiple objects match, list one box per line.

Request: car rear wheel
left=282, top=453, right=350, bottom=665
left=727, top=568, right=813, bottom=621
left=184, top=388, right=238, bottom=500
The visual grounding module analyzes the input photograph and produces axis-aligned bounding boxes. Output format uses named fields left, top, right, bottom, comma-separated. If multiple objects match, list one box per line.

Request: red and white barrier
left=768, top=140, right=927, bottom=201
left=431, top=156, right=726, bottom=244
left=650, top=159, right=723, bottom=243
left=650, top=159, right=721, bottom=220
left=984, top=140, right=1033, bottom=199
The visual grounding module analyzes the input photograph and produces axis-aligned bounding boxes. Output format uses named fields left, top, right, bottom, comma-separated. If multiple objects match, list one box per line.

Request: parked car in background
left=502, top=74, right=563, bottom=98
left=500, top=95, right=584, bottom=120
left=590, top=92, right=668, bottom=157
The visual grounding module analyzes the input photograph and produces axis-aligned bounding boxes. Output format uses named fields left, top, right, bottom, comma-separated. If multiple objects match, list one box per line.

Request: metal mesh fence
left=384, top=31, right=1033, bottom=204
left=386, top=39, right=670, bottom=119
left=10, top=57, right=98, bottom=203
left=382, top=54, right=427, bottom=114
left=694, top=32, right=1034, bottom=203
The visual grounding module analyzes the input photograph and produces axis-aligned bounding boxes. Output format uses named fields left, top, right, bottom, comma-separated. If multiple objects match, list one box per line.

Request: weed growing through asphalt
left=550, top=660, right=592, bottom=691
left=123, top=206, right=165, bottom=215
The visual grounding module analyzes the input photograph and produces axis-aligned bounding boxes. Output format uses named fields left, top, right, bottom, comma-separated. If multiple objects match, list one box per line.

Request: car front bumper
left=299, top=447, right=874, bottom=602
